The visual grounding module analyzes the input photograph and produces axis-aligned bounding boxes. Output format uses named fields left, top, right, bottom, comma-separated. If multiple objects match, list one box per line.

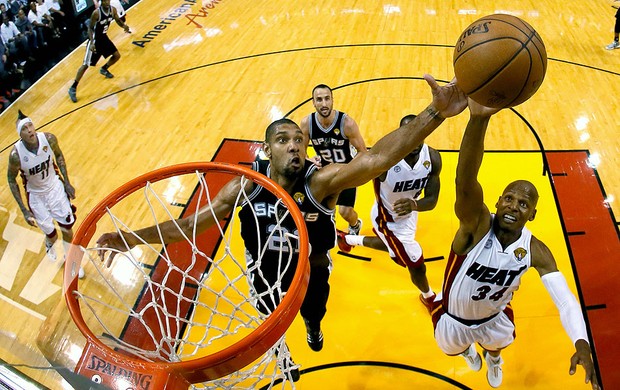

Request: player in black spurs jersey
left=300, top=84, right=366, bottom=235
left=68, top=0, right=130, bottom=102
left=97, top=75, right=467, bottom=355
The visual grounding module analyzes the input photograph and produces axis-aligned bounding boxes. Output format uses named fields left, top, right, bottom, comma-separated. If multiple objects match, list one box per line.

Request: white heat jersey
left=443, top=216, right=532, bottom=320
left=375, top=144, right=432, bottom=222
left=15, top=133, right=60, bottom=194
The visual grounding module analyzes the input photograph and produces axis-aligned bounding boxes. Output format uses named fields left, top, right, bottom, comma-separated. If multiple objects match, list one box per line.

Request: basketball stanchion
left=63, top=162, right=309, bottom=389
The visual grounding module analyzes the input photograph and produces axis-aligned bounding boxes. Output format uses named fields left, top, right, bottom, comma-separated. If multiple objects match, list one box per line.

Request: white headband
left=16, top=118, right=33, bottom=136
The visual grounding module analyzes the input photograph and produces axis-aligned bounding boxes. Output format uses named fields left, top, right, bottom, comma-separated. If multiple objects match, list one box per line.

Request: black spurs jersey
left=94, top=6, right=114, bottom=40
left=238, top=160, right=336, bottom=313
left=309, top=111, right=355, bottom=165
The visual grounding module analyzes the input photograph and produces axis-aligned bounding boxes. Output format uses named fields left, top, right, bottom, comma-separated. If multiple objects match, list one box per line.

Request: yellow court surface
left=0, top=0, right=618, bottom=389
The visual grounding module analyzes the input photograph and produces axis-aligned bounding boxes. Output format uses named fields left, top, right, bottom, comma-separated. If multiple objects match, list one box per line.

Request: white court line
left=0, top=292, right=46, bottom=321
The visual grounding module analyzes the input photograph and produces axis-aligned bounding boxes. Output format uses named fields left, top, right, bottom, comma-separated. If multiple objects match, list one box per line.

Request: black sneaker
left=100, top=67, right=114, bottom=78
left=275, top=343, right=300, bottom=382
left=68, top=87, right=77, bottom=102
left=304, top=320, right=323, bottom=352
left=283, top=359, right=300, bottom=382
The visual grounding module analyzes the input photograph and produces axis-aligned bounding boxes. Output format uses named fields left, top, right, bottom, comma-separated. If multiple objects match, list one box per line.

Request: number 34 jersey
left=442, top=215, right=532, bottom=320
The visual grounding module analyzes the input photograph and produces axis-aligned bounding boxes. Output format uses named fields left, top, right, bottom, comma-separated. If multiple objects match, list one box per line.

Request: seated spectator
left=0, top=35, right=22, bottom=109
left=28, top=0, right=54, bottom=42
left=0, top=38, right=11, bottom=101
left=35, top=0, right=60, bottom=35
left=1, top=13, right=31, bottom=64
left=8, top=0, right=26, bottom=18
left=0, top=4, right=15, bottom=21
left=0, top=40, right=10, bottom=108
left=44, top=0, right=66, bottom=32
left=34, top=0, right=59, bottom=37
left=14, top=8, right=39, bottom=51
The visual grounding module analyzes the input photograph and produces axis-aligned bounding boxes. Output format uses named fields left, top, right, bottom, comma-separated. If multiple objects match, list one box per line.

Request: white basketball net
left=69, top=169, right=303, bottom=389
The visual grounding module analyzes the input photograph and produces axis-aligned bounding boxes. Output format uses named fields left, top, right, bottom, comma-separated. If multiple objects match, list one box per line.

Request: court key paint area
left=182, top=140, right=616, bottom=389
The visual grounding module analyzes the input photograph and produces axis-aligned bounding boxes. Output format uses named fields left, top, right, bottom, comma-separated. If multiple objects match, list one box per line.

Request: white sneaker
left=606, top=41, right=620, bottom=50
left=484, top=351, right=503, bottom=388
left=348, top=219, right=362, bottom=235
left=461, top=344, right=482, bottom=371
left=78, top=267, right=85, bottom=279
left=45, top=241, right=57, bottom=261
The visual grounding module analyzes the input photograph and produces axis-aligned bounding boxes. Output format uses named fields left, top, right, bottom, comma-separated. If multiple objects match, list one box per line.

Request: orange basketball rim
left=63, top=162, right=310, bottom=390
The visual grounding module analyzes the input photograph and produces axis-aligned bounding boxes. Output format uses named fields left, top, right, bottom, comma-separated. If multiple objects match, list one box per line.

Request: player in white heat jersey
left=337, top=114, right=440, bottom=311
left=7, top=111, right=79, bottom=274
left=443, top=217, right=531, bottom=320
left=429, top=100, right=598, bottom=389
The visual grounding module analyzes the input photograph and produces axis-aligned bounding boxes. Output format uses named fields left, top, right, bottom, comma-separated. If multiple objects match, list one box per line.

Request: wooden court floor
left=0, top=0, right=618, bottom=389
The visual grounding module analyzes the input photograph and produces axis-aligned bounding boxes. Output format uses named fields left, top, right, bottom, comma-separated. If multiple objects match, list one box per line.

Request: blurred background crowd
left=0, top=0, right=136, bottom=112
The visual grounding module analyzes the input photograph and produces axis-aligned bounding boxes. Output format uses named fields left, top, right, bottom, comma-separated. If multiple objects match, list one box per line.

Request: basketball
left=453, top=14, right=547, bottom=108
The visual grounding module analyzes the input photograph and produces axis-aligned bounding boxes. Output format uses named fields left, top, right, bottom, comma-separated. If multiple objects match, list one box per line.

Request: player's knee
left=338, top=206, right=356, bottom=221
left=309, top=253, right=330, bottom=269
left=407, top=261, right=426, bottom=275
left=58, top=221, right=75, bottom=234
left=59, top=227, right=73, bottom=239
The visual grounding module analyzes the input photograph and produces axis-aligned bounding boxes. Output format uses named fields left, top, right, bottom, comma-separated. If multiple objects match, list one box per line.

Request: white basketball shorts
left=434, top=310, right=516, bottom=355
left=28, top=179, right=75, bottom=235
left=370, top=202, right=422, bottom=267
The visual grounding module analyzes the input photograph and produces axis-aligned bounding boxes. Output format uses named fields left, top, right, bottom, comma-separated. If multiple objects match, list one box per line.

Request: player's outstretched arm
left=533, top=237, right=599, bottom=390
left=97, top=176, right=251, bottom=266
left=452, top=99, right=501, bottom=254
left=312, top=75, right=467, bottom=200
